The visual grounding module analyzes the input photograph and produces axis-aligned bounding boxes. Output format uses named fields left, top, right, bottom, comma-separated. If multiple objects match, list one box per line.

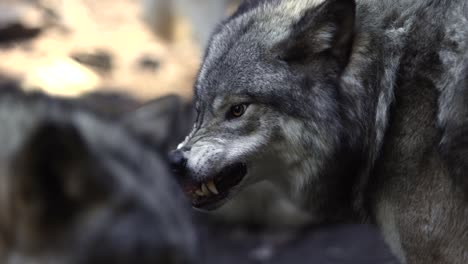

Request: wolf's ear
left=274, top=0, right=355, bottom=66
left=122, top=95, right=194, bottom=153
left=13, top=121, right=102, bottom=222
left=233, top=0, right=266, bottom=17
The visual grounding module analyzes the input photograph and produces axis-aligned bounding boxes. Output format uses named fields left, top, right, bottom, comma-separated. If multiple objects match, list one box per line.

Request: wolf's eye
left=228, top=104, right=248, bottom=119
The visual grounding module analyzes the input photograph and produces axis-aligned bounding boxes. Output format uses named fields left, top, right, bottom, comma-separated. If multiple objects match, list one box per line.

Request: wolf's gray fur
left=0, top=83, right=196, bottom=264
left=172, top=0, right=468, bottom=263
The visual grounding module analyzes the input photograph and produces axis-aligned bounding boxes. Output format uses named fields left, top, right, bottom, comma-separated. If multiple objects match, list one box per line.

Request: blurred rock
left=22, top=57, right=99, bottom=97
left=0, top=72, right=17, bottom=83
left=136, top=54, right=161, bottom=72
left=71, top=49, right=114, bottom=74
left=0, top=0, right=198, bottom=101
left=140, top=0, right=174, bottom=41
left=0, top=2, right=45, bottom=43
left=140, top=0, right=243, bottom=48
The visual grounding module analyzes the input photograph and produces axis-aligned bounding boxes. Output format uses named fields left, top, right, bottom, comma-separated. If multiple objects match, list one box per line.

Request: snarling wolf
left=170, top=0, right=468, bottom=263
left=0, top=83, right=196, bottom=264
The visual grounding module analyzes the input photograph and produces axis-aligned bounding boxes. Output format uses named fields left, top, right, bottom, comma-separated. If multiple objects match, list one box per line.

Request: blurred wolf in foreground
left=0, top=81, right=195, bottom=264
left=171, top=0, right=468, bottom=263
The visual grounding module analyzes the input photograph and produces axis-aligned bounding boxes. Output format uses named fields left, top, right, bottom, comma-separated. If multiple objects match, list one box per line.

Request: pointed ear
left=232, top=0, right=266, bottom=17
left=13, top=120, right=101, bottom=223
left=122, top=95, right=194, bottom=153
left=275, top=0, right=355, bottom=66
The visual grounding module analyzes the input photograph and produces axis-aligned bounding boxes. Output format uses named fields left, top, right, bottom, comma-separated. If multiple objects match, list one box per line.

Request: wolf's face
left=173, top=96, right=286, bottom=210
left=171, top=0, right=356, bottom=210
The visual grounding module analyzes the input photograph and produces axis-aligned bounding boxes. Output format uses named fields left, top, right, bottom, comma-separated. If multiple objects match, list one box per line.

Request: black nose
left=168, top=150, right=187, bottom=174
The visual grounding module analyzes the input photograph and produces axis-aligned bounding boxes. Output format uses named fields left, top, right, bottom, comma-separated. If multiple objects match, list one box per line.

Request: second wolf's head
left=171, top=0, right=361, bottom=214
left=0, top=87, right=196, bottom=264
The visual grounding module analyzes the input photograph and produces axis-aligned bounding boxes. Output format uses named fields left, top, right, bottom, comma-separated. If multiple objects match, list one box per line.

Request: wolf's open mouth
left=182, top=163, right=247, bottom=210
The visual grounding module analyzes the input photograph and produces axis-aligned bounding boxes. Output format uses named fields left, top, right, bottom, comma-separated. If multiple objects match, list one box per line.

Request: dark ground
left=200, top=222, right=400, bottom=264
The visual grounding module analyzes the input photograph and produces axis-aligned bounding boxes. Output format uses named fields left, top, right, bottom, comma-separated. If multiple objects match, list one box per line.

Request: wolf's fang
left=201, top=183, right=210, bottom=196
left=207, top=180, right=219, bottom=195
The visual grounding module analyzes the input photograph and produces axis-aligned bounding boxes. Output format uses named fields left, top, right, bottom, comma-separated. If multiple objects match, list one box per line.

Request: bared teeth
left=206, top=180, right=219, bottom=195
left=193, top=181, right=220, bottom=198
left=195, top=189, right=205, bottom=196
left=201, top=183, right=210, bottom=196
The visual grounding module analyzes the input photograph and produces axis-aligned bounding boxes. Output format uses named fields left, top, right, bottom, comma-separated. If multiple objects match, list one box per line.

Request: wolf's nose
left=168, top=150, right=187, bottom=174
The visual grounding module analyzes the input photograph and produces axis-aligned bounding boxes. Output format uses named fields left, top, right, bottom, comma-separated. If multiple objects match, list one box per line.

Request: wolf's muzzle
left=168, top=149, right=188, bottom=176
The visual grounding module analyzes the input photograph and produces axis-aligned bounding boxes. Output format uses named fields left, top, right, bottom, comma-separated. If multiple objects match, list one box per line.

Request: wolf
left=169, top=0, right=468, bottom=263
left=0, top=81, right=196, bottom=264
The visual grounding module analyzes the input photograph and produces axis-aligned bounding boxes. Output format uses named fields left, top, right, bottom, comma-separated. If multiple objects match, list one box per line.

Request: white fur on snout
left=186, top=132, right=269, bottom=182
left=177, top=125, right=197, bottom=150
left=187, top=142, right=225, bottom=180
left=177, top=140, right=187, bottom=150
left=225, top=133, right=268, bottom=162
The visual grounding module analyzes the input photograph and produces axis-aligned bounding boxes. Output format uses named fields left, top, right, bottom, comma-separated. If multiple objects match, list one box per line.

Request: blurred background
left=0, top=0, right=240, bottom=100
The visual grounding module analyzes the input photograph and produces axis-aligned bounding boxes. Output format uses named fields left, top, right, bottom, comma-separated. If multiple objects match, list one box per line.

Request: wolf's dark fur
left=173, top=0, right=468, bottom=263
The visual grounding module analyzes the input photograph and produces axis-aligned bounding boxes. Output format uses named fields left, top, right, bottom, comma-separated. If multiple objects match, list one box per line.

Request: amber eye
left=228, top=104, right=247, bottom=119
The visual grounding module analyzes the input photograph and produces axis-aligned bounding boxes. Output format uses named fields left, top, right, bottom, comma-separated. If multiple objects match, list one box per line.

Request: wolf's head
left=0, top=90, right=196, bottom=264
left=171, top=0, right=357, bottom=211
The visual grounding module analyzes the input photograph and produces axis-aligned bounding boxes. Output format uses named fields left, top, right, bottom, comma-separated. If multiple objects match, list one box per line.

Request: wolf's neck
left=275, top=5, right=413, bottom=223
left=339, top=12, right=412, bottom=220
left=277, top=28, right=408, bottom=223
